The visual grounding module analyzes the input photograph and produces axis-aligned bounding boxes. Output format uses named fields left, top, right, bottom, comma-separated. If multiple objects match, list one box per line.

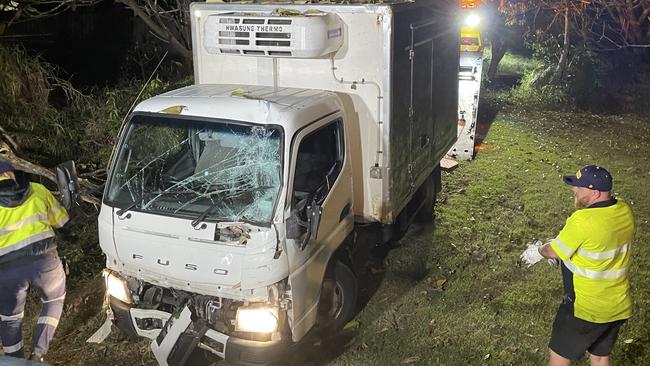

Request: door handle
left=339, top=202, right=351, bottom=222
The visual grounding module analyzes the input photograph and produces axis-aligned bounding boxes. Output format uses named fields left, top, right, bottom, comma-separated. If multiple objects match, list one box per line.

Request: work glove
left=547, top=257, right=560, bottom=267
left=520, top=239, right=544, bottom=268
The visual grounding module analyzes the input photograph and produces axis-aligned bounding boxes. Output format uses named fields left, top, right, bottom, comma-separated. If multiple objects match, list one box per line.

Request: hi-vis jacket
left=550, top=199, right=634, bottom=323
left=0, top=182, right=69, bottom=258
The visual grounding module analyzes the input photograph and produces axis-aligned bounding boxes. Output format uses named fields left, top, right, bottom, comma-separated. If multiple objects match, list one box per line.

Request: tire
left=321, top=260, right=358, bottom=331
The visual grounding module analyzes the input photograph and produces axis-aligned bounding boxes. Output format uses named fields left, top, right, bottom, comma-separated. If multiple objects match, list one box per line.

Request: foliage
left=0, top=45, right=85, bottom=164
left=483, top=48, right=540, bottom=77
left=499, top=0, right=650, bottom=91
left=508, top=76, right=570, bottom=111
left=0, top=43, right=192, bottom=278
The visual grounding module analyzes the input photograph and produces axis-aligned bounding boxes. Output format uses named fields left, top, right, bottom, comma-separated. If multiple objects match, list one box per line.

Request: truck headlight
left=464, top=13, right=480, bottom=27
left=235, top=306, right=279, bottom=333
left=104, top=271, right=132, bottom=304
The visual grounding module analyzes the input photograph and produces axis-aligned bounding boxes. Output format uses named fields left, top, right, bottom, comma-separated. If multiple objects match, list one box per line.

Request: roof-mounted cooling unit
left=203, top=11, right=344, bottom=58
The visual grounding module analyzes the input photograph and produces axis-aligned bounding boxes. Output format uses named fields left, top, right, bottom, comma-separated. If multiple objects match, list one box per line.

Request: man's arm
left=539, top=242, right=559, bottom=259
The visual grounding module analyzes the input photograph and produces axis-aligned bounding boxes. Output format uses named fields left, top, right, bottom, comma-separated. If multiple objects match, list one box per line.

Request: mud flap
left=150, top=305, right=208, bottom=366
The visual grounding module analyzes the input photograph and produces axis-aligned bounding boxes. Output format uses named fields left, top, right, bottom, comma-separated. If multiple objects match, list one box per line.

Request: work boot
left=28, top=353, right=44, bottom=363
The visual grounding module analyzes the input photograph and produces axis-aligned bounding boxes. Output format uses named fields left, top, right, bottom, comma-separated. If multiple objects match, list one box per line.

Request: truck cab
left=100, top=85, right=355, bottom=364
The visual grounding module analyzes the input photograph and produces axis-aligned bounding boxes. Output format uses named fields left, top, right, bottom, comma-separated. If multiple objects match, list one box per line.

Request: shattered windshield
left=106, top=114, right=283, bottom=225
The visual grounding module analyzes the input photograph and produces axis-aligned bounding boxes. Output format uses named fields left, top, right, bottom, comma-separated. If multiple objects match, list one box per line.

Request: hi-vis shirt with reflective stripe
left=0, top=183, right=69, bottom=257
left=550, top=200, right=634, bottom=323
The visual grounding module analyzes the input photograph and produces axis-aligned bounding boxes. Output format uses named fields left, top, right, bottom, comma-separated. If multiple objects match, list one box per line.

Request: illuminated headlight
left=465, top=14, right=480, bottom=27
left=104, top=271, right=132, bottom=304
left=235, top=306, right=279, bottom=333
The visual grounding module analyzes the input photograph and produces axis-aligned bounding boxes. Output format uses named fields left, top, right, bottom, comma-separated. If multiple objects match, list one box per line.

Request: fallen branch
left=0, top=140, right=102, bottom=208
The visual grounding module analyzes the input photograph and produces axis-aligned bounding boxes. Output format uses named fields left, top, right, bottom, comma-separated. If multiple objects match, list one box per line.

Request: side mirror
left=286, top=203, right=322, bottom=250
left=55, top=160, right=80, bottom=210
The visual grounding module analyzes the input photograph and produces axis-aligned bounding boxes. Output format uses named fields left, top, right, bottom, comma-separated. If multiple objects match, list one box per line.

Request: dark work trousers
left=0, top=251, right=66, bottom=358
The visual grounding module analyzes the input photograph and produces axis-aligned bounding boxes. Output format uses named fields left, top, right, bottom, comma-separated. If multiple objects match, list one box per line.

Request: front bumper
left=109, top=296, right=287, bottom=366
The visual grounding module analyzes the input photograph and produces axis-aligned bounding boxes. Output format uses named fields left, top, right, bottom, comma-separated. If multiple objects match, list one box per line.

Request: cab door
left=284, top=114, right=354, bottom=341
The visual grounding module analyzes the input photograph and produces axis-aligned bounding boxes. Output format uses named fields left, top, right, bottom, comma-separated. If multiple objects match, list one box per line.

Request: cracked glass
left=106, top=114, right=282, bottom=225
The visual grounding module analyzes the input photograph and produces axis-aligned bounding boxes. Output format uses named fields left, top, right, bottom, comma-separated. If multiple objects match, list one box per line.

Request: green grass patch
left=483, top=49, right=541, bottom=76
left=332, top=110, right=650, bottom=365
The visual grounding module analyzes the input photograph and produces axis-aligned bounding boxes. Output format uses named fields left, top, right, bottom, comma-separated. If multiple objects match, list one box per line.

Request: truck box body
left=191, top=1, right=459, bottom=224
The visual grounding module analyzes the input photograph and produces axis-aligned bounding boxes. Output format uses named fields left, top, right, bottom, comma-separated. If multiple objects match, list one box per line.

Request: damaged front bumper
left=109, top=296, right=287, bottom=366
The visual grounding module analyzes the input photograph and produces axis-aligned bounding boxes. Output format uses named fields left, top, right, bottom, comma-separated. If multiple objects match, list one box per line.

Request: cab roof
left=133, top=84, right=343, bottom=131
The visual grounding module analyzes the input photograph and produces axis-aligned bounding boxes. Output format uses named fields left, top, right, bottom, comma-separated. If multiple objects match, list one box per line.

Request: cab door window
left=292, top=120, right=344, bottom=207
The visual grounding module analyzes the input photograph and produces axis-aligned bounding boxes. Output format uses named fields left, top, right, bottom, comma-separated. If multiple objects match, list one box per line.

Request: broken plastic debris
left=86, top=317, right=113, bottom=343
left=217, top=225, right=251, bottom=245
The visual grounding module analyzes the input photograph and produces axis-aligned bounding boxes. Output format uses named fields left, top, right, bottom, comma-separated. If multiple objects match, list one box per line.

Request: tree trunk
left=0, top=137, right=101, bottom=207
left=550, top=2, right=570, bottom=85
left=487, top=35, right=508, bottom=80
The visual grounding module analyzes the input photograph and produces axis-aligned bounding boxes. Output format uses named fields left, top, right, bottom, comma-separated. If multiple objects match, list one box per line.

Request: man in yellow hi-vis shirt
left=521, top=165, right=634, bottom=366
left=0, top=161, right=69, bottom=362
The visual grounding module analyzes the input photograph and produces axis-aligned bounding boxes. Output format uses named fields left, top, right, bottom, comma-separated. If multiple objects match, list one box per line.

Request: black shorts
left=549, top=302, right=626, bottom=360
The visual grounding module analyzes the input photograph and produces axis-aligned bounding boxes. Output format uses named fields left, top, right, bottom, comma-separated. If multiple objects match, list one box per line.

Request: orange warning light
left=461, top=0, right=480, bottom=9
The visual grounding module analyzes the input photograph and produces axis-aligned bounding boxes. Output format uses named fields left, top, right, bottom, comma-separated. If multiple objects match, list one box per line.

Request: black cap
left=0, top=161, right=15, bottom=175
left=563, top=165, right=612, bottom=192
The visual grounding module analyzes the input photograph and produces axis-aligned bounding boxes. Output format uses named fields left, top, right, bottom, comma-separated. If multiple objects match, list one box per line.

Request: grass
left=483, top=48, right=541, bottom=77
left=330, top=109, right=650, bottom=365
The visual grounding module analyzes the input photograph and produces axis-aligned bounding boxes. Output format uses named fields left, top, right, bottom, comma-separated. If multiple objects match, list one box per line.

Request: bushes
left=1, top=44, right=191, bottom=277
left=0, top=46, right=85, bottom=164
left=493, top=35, right=650, bottom=114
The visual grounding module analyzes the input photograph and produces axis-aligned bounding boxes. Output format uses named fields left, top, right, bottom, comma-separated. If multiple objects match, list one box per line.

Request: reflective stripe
left=42, top=293, right=66, bottom=304
left=3, top=340, right=24, bottom=353
left=0, top=230, right=54, bottom=256
left=0, top=212, right=49, bottom=236
left=552, top=238, right=574, bottom=257
left=48, top=203, right=69, bottom=228
left=564, top=259, right=629, bottom=279
left=52, top=211, right=69, bottom=228
left=0, top=312, right=24, bottom=321
left=577, top=243, right=630, bottom=260
left=37, top=316, right=59, bottom=327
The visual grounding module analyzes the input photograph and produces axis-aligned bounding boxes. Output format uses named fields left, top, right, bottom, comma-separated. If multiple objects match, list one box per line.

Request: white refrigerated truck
left=96, top=1, right=459, bottom=364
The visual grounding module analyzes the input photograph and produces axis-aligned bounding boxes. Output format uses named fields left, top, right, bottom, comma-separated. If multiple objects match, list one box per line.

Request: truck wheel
left=320, top=260, right=358, bottom=331
left=415, top=170, right=437, bottom=223
left=331, top=261, right=358, bottom=330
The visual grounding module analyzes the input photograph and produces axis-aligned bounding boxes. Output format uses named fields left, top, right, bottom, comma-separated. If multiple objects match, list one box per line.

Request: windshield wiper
left=116, top=196, right=145, bottom=216
left=190, top=186, right=273, bottom=228
left=116, top=190, right=195, bottom=216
